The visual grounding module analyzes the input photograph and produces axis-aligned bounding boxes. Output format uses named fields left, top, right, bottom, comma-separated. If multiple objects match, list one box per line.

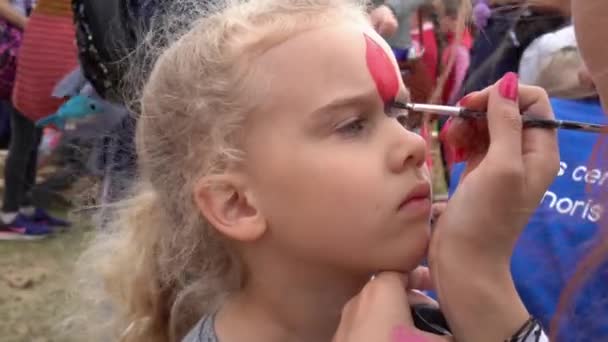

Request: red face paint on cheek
left=364, top=33, right=399, bottom=103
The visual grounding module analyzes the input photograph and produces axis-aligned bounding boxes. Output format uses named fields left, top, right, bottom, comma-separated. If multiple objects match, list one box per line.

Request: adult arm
left=0, top=0, right=27, bottom=29
left=447, top=45, right=471, bottom=104
left=435, top=80, right=559, bottom=341
left=572, top=0, right=608, bottom=103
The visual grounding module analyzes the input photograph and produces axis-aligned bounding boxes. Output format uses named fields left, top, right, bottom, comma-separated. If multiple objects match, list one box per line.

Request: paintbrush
left=397, top=102, right=608, bottom=134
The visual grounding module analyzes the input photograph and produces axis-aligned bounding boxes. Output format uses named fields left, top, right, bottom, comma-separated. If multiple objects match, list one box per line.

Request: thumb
left=486, top=72, right=523, bottom=165
left=363, top=272, right=415, bottom=324
left=407, top=266, right=434, bottom=291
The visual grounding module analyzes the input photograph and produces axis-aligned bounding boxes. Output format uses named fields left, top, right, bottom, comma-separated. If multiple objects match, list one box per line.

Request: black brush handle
left=461, top=109, right=608, bottom=133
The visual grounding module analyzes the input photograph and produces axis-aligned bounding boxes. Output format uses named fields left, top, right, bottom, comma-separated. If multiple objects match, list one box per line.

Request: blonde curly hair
left=74, top=1, right=371, bottom=341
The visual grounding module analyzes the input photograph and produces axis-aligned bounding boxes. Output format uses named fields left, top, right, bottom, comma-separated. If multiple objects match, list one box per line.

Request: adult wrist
left=432, top=221, right=517, bottom=265
left=507, top=317, right=549, bottom=342
left=594, top=71, right=608, bottom=108
left=430, top=243, right=528, bottom=341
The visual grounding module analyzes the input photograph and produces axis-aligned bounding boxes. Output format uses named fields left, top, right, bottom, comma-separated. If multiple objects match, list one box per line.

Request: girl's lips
left=398, top=183, right=432, bottom=215
left=399, top=183, right=431, bottom=208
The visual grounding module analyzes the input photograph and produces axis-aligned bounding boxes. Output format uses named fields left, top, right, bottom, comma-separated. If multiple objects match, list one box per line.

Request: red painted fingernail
left=498, top=72, right=519, bottom=102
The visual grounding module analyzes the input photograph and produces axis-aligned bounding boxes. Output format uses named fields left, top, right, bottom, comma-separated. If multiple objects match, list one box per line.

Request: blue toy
left=36, top=95, right=105, bottom=130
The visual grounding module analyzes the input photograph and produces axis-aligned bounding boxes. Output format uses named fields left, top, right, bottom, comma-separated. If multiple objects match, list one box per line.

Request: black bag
left=72, top=0, right=213, bottom=104
left=72, top=0, right=144, bottom=103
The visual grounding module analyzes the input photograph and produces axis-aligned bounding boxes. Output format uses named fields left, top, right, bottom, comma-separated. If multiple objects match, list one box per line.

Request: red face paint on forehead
left=364, top=33, right=399, bottom=103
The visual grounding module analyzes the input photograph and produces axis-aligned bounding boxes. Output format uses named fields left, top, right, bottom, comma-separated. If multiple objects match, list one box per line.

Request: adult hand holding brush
left=430, top=73, right=559, bottom=342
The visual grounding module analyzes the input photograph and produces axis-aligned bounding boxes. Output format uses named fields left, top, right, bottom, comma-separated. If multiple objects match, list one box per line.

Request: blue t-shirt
left=450, top=98, right=608, bottom=341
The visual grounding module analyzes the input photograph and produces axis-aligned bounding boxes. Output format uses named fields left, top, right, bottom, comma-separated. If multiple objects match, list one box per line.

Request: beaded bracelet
left=506, top=317, right=549, bottom=342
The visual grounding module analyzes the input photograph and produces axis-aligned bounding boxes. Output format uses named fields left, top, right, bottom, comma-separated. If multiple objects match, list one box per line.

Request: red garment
left=439, top=119, right=461, bottom=170
left=441, top=29, right=472, bottom=104
left=12, top=0, right=78, bottom=122
left=421, top=122, right=433, bottom=168
left=411, top=22, right=438, bottom=88
left=410, top=22, right=440, bottom=167
left=411, top=24, right=474, bottom=105
left=450, top=29, right=473, bottom=50
left=437, top=30, right=474, bottom=170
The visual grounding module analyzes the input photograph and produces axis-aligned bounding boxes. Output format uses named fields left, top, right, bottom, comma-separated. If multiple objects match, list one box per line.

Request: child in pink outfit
left=439, top=1, right=472, bottom=105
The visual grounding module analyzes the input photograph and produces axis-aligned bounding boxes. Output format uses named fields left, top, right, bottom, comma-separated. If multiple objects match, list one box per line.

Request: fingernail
left=498, top=72, right=519, bottom=102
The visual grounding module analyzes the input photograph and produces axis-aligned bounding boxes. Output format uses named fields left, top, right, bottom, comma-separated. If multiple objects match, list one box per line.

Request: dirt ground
left=0, top=218, right=92, bottom=342
left=0, top=152, right=96, bottom=342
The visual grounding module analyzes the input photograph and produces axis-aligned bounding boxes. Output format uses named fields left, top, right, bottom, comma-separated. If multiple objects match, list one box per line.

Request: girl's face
left=242, top=23, right=431, bottom=274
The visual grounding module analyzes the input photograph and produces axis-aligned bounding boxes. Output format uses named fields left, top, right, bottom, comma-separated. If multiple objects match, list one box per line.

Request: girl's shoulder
left=182, top=315, right=219, bottom=342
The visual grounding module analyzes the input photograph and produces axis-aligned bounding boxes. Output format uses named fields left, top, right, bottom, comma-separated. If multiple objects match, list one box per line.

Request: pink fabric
left=442, top=44, right=471, bottom=104
left=441, top=30, right=472, bottom=105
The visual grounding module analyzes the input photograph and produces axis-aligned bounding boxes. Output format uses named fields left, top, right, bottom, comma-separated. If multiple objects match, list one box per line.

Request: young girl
left=438, top=0, right=472, bottom=105
left=0, top=0, right=75, bottom=239
left=83, top=1, right=559, bottom=341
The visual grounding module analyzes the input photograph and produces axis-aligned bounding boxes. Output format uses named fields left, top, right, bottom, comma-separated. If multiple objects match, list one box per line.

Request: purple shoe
left=0, top=216, right=52, bottom=241
left=30, top=208, right=71, bottom=227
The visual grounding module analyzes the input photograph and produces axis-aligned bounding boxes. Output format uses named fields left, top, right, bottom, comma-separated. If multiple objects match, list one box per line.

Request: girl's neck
left=215, top=261, right=369, bottom=342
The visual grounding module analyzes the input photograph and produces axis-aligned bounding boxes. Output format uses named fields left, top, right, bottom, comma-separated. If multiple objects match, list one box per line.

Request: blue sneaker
left=0, top=216, right=52, bottom=241
left=30, top=208, right=71, bottom=227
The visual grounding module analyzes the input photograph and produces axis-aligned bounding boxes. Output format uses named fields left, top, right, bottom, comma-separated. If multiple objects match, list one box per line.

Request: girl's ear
left=194, top=174, right=267, bottom=242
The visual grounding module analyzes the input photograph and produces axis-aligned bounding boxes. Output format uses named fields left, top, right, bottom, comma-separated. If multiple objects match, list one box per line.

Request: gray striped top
left=182, top=315, right=218, bottom=342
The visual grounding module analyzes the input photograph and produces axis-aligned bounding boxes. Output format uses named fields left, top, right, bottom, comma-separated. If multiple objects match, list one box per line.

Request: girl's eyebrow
left=311, top=88, right=378, bottom=118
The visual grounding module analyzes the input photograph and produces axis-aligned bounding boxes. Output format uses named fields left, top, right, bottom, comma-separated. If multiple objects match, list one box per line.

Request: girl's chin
left=376, top=251, right=429, bottom=275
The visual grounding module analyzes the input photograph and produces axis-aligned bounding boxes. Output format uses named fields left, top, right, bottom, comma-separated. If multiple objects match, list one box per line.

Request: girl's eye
left=336, top=117, right=367, bottom=136
left=385, top=102, right=422, bottom=132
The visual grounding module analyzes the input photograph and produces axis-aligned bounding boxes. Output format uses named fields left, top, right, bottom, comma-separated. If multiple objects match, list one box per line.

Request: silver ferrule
left=406, top=103, right=464, bottom=117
